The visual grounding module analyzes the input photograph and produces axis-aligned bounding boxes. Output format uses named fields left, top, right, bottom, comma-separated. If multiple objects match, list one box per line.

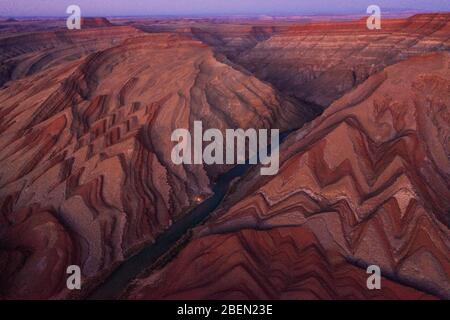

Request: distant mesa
left=81, top=17, right=113, bottom=28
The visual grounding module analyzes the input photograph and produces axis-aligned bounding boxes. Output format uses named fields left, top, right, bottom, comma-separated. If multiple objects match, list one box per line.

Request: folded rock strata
left=125, top=52, right=450, bottom=300
left=0, top=31, right=305, bottom=299
left=235, top=14, right=450, bottom=109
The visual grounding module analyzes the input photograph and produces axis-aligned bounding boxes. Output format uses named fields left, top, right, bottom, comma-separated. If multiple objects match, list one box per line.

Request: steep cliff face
left=125, top=52, right=450, bottom=300
left=235, top=14, right=450, bottom=109
left=0, top=31, right=306, bottom=299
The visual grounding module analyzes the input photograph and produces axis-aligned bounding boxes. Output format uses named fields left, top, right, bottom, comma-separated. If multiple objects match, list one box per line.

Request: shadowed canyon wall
left=135, top=14, right=450, bottom=113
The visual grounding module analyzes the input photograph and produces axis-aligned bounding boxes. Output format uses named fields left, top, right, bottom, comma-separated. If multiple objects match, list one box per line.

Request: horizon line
left=3, top=12, right=450, bottom=19
left=2, top=8, right=449, bottom=19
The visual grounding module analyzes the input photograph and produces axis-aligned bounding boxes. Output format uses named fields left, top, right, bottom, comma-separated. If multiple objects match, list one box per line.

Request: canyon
left=0, top=13, right=448, bottom=300
left=124, top=51, right=450, bottom=299
left=0, top=20, right=305, bottom=300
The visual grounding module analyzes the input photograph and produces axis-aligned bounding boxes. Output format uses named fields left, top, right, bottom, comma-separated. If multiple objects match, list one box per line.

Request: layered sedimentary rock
left=135, top=14, right=450, bottom=114
left=125, top=52, right=450, bottom=300
left=80, top=17, right=114, bottom=28
left=136, top=22, right=288, bottom=60
left=235, top=14, right=450, bottom=109
left=125, top=227, right=436, bottom=300
left=0, top=25, right=143, bottom=87
left=1, top=14, right=449, bottom=301
left=190, top=25, right=281, bottom=58
left=0, top=31, right=305, bottom=299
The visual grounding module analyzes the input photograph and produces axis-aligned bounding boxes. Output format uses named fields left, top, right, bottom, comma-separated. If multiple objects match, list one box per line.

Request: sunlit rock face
left=235, top=14, right=450, bottom=109
left=0, top=27, right=306, bottom=299
left=125, top=52, right=450, bottom=300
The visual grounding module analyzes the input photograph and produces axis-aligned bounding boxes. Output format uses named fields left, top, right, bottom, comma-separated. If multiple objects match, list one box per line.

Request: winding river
left=88, top=131, right=292, bottom=299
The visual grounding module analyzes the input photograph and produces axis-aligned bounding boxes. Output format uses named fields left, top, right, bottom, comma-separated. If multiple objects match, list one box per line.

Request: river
left=88, top=131, right=292, bottom=299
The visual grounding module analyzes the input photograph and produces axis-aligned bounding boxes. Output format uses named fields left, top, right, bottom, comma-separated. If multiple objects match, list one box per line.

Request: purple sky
left=1, top=0, right=449, bottom=17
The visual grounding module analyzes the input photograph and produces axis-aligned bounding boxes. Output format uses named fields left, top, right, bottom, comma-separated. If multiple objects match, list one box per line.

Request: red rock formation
left=125, top=52, right=450, bottom=300
left=190, top=25, right=280, bottom=58
left=0, top=30, right=306, bottom=299
left=81, top=17, right=113, bottom=28
left=236, top=14, right=450, bottom=108
left=0, top=206, right=77, bottom=299
left=132, top=14, right=450, bottom=114
left=1, top=15, right=449, bottom=300
left=125, top=227, right=436, bottom=300
left=0, top=26, right=144, bottom=86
